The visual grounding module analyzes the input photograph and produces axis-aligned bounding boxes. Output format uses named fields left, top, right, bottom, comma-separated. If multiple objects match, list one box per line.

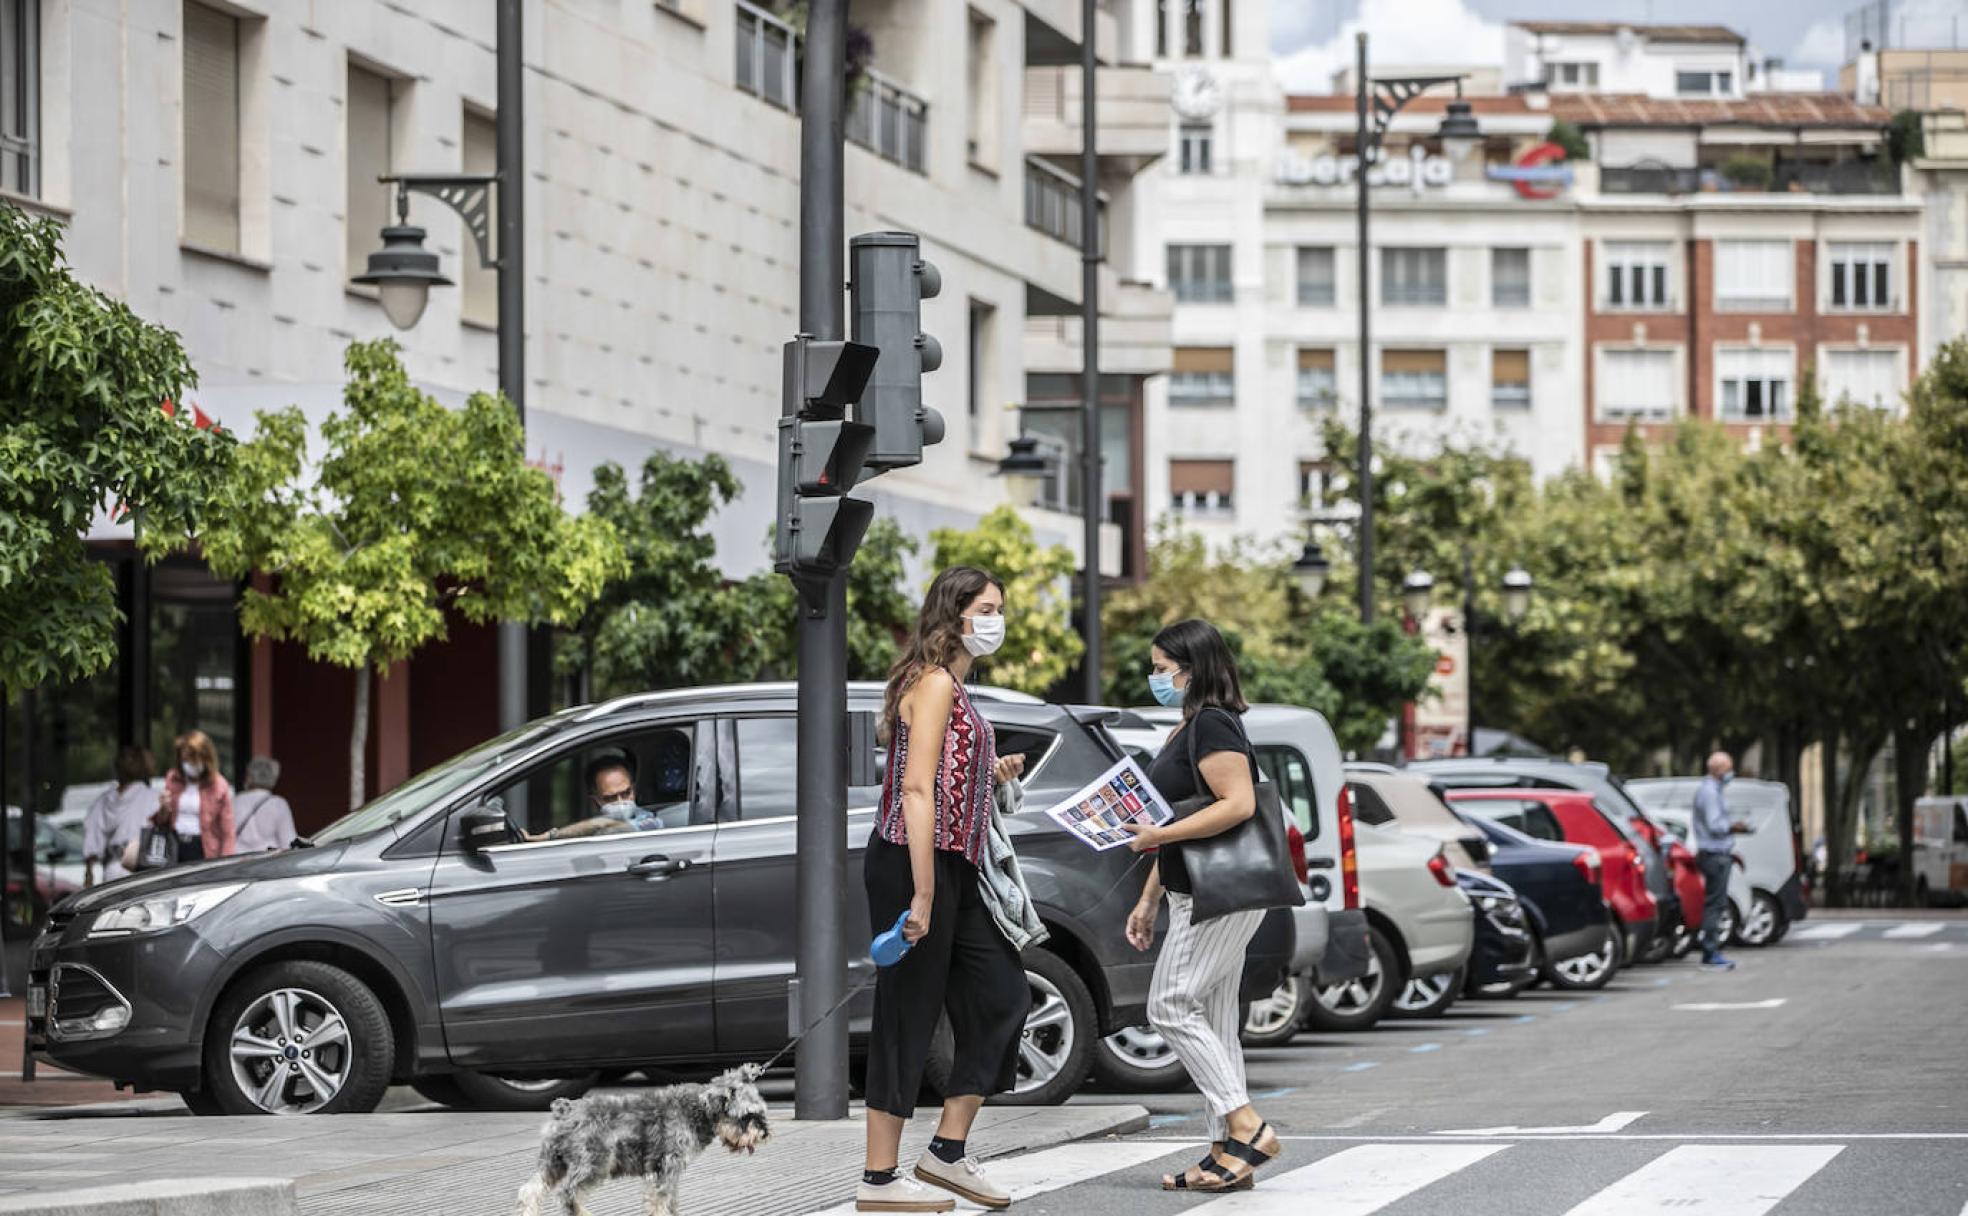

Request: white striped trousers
left=1147, top=892, right=1265, bottom=1141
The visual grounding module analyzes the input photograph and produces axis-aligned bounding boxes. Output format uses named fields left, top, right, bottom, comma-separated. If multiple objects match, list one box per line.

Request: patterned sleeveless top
left=876, top=672, right=997, bottom=866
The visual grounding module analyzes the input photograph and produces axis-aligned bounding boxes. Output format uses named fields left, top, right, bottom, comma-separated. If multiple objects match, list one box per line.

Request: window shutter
left=346, top=64, right=394, bottom=283
left=461, top=109, right=499, bottom=325
left=1297, top=348, right=1334, bottom=372
left=1492, top=349, right=1529, bottom=382
left=1382, top=349, right=1445, bottom=375
left=1173, top=346, right=1233, bottom=373
left=183, top=2, right=241, bottom=252
left=1169, top=459, right=1233, bottom=496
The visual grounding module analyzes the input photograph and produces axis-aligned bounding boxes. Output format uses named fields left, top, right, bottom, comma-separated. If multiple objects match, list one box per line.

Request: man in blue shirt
left=1693, top=751, right=1750, bottom=970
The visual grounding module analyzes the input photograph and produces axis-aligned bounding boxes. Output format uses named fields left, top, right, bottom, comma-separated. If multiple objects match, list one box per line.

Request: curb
left=1065, top=1102, right=1152, bottom=1140
left=0, top=1178, right=295, bottom=1216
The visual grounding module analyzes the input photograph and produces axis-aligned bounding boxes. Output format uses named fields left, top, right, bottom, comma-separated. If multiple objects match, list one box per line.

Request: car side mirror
left=460, top=804, right=512, bottom=854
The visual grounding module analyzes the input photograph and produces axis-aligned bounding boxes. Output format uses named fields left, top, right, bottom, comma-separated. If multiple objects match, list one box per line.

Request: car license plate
left=27, top=986, right=46, bottom=1018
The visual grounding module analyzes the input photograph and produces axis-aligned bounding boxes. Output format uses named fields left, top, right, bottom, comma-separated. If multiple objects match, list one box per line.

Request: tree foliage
left=0, top=204, right=234, bottom=693
left=1546, top=118, right=1590, bottom=162
left=930, top=505, right=1083, bottom=696
left=203, top=340, right=625, bottom=806
left=734, top=514, right=921, bottom=683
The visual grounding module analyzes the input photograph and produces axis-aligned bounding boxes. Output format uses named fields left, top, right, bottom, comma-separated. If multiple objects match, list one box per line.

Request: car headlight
left=88, top=884, right=246, bottom=939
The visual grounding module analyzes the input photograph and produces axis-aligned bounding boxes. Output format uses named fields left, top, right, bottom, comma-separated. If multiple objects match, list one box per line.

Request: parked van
left=1911, top=796, right=1968, bottom=906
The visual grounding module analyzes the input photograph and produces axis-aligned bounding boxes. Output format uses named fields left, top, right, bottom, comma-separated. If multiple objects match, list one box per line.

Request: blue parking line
left=1149, top=1113, right=1195, bottom=1128
left=1548, top=1002, right=1576, bottom=1012
left=1513, top=1014, right=1537, bottom=1024
left=1653, top=978, right=1673, bottom=988
left=1461, top=1027, right=1491, bottom=1036
left=1410, top=1042, right=1442, bottom=1053
left=1252, top=1087, right=1297, bottom=1099
left=1343, top=1061, right=1381, bottom=1072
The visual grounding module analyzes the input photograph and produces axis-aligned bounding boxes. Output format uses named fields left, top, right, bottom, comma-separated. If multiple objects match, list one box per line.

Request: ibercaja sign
left=1274, top=141, right=1574, bottom=200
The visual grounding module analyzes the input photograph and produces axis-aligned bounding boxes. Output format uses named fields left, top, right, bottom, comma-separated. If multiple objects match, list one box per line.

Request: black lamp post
left=1404, top=551, right=1533, bottom=756
left=1353, top=33, right=1473, bottom=624
left=357, top=0, right=526, bottom=735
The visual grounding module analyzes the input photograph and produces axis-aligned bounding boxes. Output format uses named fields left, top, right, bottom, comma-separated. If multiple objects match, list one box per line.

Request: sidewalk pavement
left=0, top=1092, right=1149, bottom=1216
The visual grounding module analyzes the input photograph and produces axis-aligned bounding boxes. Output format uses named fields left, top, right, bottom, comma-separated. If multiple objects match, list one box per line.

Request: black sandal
left=1162, top=1153, right=1252, bottom=1192
left=1193, top=1123, right=1281, bottom=1192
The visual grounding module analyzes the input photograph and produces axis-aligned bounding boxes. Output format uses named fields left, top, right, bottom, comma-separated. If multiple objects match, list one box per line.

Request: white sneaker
left=914, top=1150, right=1011, bottom=1211
left=856, top=1173, right=955, bottom=1213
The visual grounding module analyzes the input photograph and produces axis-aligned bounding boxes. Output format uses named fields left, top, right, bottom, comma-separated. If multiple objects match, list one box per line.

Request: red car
left=1446, top=789, right=1660, bottom=966
left=1663, top=840, right=1708, bottom=954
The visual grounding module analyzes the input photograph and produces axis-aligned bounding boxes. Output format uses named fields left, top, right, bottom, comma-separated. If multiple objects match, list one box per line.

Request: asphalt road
left=983, top=917, right=1968, bottom=1216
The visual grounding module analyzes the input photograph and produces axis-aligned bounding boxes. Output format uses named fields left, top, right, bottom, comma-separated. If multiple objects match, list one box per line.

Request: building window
left=1820, top=348, right=1901, bottom=410
left=1600, top=348, right=1676, bottom=421
left=1828, top=242, right=1892, bottom=310
left=1718, top=348, right=1792, bottom=421
left=1156, top=0, right=1168, bottom=57
left=1170, top=458, right=1233, bottom=513
left=966, top=7, right=997, bottom=169
left=1381, top=349, right=1447, bottom=409
left=346, top=62, right=396, bottom=286
left=1178, top=122, right=1212, bottom=174
left=968, top=299, right=995, bottom=423
left=461, top=108, right=498, bottom=327
left=1604, top=241, right=1670, bottom=308
left=1492, top=348, right=1530, bottom=409
left=1297, top=348, right=1336, bottom=409
left=1543, top=62, right=1598, bottom=90
left=1675, top=69, right=1733, bottom=96
left=1381, top=247, right=1446, bottom=306
left=1, top=0, right=39, bottom=198
left=1171, top=347, right=1234, bottom=406
left=1220, top=0, right=1232, bottom=55
left=1492, top=247, right=1530, bottom=308
left=1297, top=459, right=1334, bottom=511
left=1297, top=246, right=1335, bottom=307
left=1715, top=239, right=1792, bottom=311
left=1182, top=0, right=1203, bottom=57
left=1168, top=243, right=1232, bottom=303
left=183, top=1, right=242, bottom=252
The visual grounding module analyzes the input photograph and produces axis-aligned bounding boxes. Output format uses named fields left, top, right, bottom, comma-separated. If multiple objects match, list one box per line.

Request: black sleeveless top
left=1146, top=707, right=1253, bottom=895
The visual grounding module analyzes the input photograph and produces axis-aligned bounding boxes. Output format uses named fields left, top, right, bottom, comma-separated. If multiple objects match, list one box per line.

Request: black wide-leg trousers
left=862, top=834, right=1027, bottom=1117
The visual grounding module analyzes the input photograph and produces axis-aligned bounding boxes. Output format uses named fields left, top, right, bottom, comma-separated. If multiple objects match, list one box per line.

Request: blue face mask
left=1148, top=671, right=1184, bottom=708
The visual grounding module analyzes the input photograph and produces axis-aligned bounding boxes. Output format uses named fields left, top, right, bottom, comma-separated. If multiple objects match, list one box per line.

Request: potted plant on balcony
left=1720, top=154, right=1773, bottom=192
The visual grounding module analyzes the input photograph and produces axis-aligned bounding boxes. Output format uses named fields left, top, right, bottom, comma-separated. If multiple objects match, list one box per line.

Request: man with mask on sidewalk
left=1693, top=751, right=1752, bottom=971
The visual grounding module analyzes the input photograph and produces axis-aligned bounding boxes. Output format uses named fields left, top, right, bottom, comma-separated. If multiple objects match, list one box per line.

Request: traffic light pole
left=496, top=0, right=528, bottom=733
left=793, top=0, right=851, bottom=1122
left=1079, top=0, right=1102, bottom=704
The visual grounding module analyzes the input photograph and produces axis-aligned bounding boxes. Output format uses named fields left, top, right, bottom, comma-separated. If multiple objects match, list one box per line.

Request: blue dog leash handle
left=870, top=909, right=915, bottom=967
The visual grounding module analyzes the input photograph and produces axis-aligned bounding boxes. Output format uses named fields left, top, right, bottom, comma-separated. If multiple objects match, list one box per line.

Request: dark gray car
left=28, top=683, right=1291, bottom=1114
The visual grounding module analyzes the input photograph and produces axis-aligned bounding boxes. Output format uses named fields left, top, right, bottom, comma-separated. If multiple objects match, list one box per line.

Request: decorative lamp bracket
left=384, top=174, right=500, bottom=269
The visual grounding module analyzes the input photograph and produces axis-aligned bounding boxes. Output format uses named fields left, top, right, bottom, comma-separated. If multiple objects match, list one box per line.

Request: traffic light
left=775, top=336, right=880, bottom=577
left=849, top=232, right=946, bottom=471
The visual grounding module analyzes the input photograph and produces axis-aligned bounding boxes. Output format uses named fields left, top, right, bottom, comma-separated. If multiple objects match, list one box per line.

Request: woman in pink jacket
left=154, top=730, right=236, bottom=861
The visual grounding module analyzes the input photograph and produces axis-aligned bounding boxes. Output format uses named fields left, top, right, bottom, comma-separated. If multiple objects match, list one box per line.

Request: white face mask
left=181, top=761, right=204, bottom=779
left=963, top=613, right=1006, bottom=657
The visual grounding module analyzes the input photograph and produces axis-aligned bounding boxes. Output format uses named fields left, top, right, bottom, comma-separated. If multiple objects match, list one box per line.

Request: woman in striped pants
left=1121, top=619, right=1282, bottom=1193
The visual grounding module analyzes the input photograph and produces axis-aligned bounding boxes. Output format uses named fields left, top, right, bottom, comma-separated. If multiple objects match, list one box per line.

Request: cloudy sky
left=1271, top=0, right=1864, bottom=93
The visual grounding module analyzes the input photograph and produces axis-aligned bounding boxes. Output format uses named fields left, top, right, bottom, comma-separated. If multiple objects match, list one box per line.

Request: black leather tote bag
left=1170, top=710, right=1306, bottom=922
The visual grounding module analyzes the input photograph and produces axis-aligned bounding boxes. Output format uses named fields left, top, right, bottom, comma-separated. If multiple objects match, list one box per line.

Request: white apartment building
left=3, top=0, right=1173, bottom=583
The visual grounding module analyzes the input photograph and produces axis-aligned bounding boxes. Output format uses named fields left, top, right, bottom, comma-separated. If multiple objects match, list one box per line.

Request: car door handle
left=1307, top=857, right=1337, bottom=870
left=628, top=854, right=693, bottom=879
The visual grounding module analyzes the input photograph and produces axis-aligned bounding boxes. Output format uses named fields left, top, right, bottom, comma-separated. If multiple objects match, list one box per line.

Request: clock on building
left=1172, top=67, right=1222, bottom=120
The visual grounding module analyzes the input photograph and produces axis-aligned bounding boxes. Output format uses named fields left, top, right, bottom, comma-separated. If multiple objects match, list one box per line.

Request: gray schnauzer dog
left=516, top=1065, right=771, bottom=1216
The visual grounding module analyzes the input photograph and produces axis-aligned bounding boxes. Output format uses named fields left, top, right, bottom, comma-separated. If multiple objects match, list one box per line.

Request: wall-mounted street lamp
left=1291, top=539, right=1332, bottom=601
left=995, top=433, right=1053, bottom=509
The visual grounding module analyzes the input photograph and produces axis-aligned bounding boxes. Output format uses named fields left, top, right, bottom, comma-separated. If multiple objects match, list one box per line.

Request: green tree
left=558, top=451, right=782, bottom=700
left=0, top=204, right=234, bottom=692
left=735, top=515, right=920, bottom=682
left=930, top=505, right=1082, bottom=695
left=203, top=340, right=625, bottom=808
left=1546, top=118, right=1590, bottom=162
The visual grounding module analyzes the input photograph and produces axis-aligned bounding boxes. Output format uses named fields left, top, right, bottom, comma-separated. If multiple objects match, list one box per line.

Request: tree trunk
left=350, top=665, right=371, bottom=812
left=1892, top=721, right=1934, bottom=907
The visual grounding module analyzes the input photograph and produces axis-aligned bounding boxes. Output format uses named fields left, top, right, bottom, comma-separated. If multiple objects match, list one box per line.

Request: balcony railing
left=845, top=67, right=928, bottom=174
left=735, top=1, right=928, bottom=175
left=1771, top=161, right=1898, bottom=195
left=1024, top=156, right=1107, bottom=255
left=1601, top=160, right=1899, bottom=196
left=1600, top=164, right=1704, bottom=195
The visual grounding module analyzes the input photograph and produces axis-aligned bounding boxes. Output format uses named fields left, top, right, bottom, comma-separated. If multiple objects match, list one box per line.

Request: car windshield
left=308, top=712, right=584, bottom=845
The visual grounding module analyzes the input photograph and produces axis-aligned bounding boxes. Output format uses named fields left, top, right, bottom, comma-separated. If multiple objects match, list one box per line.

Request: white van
left=1626, top=776, right=1809, bottom=946
left=1911, top=796, right=1968, bottom=906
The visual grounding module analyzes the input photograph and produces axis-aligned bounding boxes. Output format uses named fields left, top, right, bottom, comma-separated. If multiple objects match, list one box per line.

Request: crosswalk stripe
left=1560, top=1144, right=1843, bottom=1215
left=1792, top=922, right=1864, bottom=940
left=1884, top=923, right=1945, bottom=938
left=1188, top=1143, right=1510, bottom=1214
left=795, top=1139, right=1200, bottom=1214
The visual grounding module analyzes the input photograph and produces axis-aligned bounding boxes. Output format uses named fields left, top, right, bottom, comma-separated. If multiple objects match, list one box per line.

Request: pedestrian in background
left=1693, top=750, right=1750, bottom=971
left=1121, top=618, right=1283, bottom=1193
left=83, top=745, right=155, bottom=886
left=858, top=566, right=1029, bottom=1215
left=232, top=756, right=297, bottom=853
left=155, top=730, right=235, bottom=861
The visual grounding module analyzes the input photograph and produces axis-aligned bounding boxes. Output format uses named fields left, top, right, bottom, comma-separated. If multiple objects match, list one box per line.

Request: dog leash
left=754, top=911, right=914, bottom=1074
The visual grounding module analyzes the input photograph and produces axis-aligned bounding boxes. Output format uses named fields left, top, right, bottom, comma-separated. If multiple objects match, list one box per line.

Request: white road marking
left=1132, top=1132, right=1968, bottom=1143
left=1441, top=1111, right=1648, bottom=1136
left=1671, top=999, right=1788, bottom=1011
left=1884, top=922, right=1945, bottom=938
left=1191, top=1143, right=1509, bottom=1214
left=1791, top=922, right=1864, bottom=940
left=1560, top=1144, right=1843, bottom=1215
left=796, top=1139, right=1199, bottom=1214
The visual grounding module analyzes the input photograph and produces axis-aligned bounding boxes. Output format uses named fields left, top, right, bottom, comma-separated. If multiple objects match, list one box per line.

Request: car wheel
left=1715, top=902, right=1738, bottom=945
left=409, top=1075, right=469, bottom=1108
left=445, top=1070, right=600, bottom=1111
left=1638, top=922, right=1676, bottom=964
left=1670, top=922, right=1699, bottom=959
left=1089, top=1024, right=1190, bottom=1092
left=1542, top=920, right=1622, bottom=991
left=1390, top=966, right=1464, bottom=1019
left=1303, top=925, right=1398, bottom=1032
left=1240, top=974, right=1305, bottom=1047
left=1470, top=971, right=1534, bottom=999
left=926, top=949, right=1093, bottom=1107
left=203, top=960, right=393, bottom=1115
left=1734, top=892, right=1785, bottom=947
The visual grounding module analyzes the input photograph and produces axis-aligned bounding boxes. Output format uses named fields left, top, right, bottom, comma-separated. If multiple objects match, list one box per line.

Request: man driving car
left=526, top=756, right=662, bottom=840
